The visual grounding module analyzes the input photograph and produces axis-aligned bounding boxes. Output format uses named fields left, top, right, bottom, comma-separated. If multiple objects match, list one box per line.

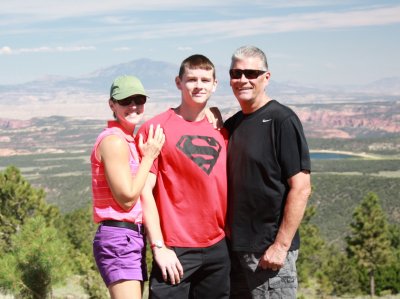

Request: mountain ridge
left=0, top=58, right=399, bottom=138
left=1, top=58, right=400, bottom=96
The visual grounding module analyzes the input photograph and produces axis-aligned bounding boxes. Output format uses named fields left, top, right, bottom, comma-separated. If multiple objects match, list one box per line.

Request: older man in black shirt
left=225, top=45, right=311, bottom=299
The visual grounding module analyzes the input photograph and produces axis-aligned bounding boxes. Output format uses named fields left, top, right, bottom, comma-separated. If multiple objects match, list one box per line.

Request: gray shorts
left=230, top=249, right=298, bottom=299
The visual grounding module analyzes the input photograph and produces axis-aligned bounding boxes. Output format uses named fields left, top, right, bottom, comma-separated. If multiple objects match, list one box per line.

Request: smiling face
left=109, top=97, right=145, bottom=132
left=176, top=67, right=217, bottom=107
left=230, top=56, right=271, bottom=113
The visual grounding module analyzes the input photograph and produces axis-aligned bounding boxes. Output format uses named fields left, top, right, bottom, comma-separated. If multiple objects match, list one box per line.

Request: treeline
left=298, top=195, right=400, bottom=297
left=0, top=166, right=108, bottom=298
left=310, top=173, right=399, bottom=246
left=1, top=166, right=399, bottom=298
left=308, top=136, right=400, bottom=155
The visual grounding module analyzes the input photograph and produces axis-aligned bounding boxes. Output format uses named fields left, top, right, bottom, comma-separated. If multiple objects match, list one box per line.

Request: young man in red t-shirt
left=137, top=54, right=229, bottom=298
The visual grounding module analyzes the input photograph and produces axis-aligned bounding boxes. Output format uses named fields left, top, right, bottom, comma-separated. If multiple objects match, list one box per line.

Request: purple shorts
left=93, top=224, right=147, bottom=286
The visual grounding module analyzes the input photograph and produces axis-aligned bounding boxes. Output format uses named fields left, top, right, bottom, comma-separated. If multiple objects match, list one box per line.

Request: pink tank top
left=91, top=121, right=142, bottom=223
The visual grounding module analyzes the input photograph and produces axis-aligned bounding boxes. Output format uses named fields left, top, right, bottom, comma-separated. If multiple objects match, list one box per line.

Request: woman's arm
left=99, top=124, right=164, bottom=210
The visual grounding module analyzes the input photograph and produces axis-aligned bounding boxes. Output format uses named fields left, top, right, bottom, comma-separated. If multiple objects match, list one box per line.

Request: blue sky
left=1, top=0, right=400, bottom=86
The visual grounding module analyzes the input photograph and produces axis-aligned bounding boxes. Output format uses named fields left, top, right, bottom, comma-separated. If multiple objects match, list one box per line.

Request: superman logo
left=176, top=135, right=222, bottom=175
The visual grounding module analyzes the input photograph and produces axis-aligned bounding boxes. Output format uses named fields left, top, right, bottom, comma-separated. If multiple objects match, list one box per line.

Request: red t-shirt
left=137, top=109, right=228, bottom=247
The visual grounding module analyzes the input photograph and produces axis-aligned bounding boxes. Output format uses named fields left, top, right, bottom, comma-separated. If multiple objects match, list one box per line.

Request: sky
left=1, top=0, right=400, bottom=86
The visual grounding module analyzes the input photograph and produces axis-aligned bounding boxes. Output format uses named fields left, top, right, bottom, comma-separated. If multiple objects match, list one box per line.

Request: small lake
left=310, top=152, right=359, bottom=160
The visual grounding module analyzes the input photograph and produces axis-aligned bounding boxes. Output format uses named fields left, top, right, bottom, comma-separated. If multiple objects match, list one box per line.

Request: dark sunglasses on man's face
left=229, top=69, right=267, bottom=80
left=115, top=95, right=147, bottom=106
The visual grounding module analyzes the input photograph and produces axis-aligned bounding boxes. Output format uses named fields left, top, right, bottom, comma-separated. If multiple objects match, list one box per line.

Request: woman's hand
left=138, top=124, right=165, bottom=160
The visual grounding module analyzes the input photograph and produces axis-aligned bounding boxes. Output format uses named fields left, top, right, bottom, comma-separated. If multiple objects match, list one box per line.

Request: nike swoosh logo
left=262, top=119, right=272, bottom=123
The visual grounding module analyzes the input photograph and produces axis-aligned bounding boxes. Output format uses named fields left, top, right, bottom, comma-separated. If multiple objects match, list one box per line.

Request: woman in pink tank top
left=91, top=75, right=165, bottom=299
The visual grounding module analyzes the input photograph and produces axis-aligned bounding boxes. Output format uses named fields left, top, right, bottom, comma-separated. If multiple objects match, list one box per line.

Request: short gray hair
left=230, top=45, right=268, bottom=70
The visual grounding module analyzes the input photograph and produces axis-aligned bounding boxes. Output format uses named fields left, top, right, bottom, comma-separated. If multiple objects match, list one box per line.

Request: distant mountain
left=1, top=58, right=399, bottom=97
left=1, top=58, right=399, bottom=121
left=0, top=59, right=179, bottom=94
left=358, top=77, right=400, bottom=95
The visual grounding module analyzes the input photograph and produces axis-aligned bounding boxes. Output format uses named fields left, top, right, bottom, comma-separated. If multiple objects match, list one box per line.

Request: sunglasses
left=229, top=69, right=267, bottom=80
left=114, top=95, right=147, bottom=106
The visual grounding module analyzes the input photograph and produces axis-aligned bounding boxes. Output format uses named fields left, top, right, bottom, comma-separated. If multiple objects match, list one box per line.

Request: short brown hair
left=178, top=54, right=216, bottom=79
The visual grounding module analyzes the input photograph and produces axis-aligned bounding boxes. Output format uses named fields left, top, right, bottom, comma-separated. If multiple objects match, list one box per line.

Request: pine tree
left=346, top=192, right=392, bottom=297
left=374, top=224, right=400, bottom=294
left=0, top=216, right=72, bottom=298
left=298, top=205, right=326, bottom=285
left=0, top=166, right=60, bottom=251
left=322, top=247, right=361, bottom=296
left=60, top=205, right=108, bottom=298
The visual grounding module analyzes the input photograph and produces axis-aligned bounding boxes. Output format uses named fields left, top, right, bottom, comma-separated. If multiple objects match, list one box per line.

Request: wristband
left=150, top=240, right=163, bottom=249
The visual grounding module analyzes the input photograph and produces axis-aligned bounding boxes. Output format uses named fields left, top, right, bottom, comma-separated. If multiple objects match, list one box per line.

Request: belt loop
left=138, top=223, right=144, bottom=235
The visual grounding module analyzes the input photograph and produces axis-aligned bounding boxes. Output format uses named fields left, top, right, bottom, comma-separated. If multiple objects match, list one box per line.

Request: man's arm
left=141, top=173, right=184, bottom=284
left=259, top=170, right=311, bottom=270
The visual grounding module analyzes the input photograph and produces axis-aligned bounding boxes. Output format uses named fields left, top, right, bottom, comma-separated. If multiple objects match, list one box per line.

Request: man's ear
left=175, top=76, right=182, bottom=90
left=263, top=71, right=271, bottom=88
left=212, top=79, right=218, bottom=93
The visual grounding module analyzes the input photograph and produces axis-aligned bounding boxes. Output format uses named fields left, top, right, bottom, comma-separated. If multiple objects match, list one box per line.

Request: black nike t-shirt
left=225, top=100, right=311, bottom=252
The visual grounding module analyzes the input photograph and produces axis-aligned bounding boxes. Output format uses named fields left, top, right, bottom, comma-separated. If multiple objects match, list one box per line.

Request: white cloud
left=56, top=46, right=96, bottom=52
left=213, top=6, right=400, bottom=37
left=2, top=3, right=399, bottom=53
left=0, top=0, right=227, bottom=18
left=323, top=62, right=338, bottom=70
left=177, top=46, right=193, bottom=51
left=0, top=0, right=381, bottom=27
left=0, top=0, right=353, bottom=17
left=0, top=46, right=12, bottom=55
left=100, top=5, right=400, bottom=42
left=0, top=46, right=96, bottom=55
left=7, top=3, right=396, bottom=45
left=113, top=47, right=131, bottom=51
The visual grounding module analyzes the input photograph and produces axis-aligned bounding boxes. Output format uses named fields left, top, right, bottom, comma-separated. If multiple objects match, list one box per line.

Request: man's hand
left=205, top=106, right=223, bottom=130
left=258, top=243, right=288, bottom=271
left=153, top=247, right=184, bottom=284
